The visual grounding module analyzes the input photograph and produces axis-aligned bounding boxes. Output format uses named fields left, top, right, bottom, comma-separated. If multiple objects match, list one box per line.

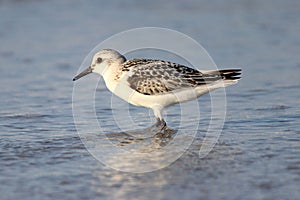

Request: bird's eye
left=96, top=57, right=102, bottom=63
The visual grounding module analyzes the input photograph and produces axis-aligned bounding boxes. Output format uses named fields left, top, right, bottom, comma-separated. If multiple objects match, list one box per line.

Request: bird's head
left=73, top=49, right=125, bottom=81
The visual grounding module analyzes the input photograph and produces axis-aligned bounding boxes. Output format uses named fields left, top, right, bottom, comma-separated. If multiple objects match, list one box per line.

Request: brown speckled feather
left=122, top=59, right=241, bottom=95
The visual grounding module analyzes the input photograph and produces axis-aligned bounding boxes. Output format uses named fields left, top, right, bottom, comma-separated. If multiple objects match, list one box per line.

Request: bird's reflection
left=105, top=124, right=178, bottom=147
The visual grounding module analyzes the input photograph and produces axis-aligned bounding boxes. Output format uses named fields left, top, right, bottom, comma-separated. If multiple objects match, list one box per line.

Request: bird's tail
left=219, top=69, right=242, bottom=86
left=195, top=69, right=241, bottom=96
left=201, top=69, right=242, bottom=86
left=218, top=69, right=242, bottom=81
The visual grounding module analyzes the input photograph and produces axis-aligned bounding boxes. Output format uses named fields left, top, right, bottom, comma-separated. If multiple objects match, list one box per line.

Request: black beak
left=73, top=66, right=93, bottom=81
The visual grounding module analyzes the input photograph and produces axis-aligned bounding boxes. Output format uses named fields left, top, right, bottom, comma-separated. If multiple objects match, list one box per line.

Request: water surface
left=0, top=0, right=300, bottom=199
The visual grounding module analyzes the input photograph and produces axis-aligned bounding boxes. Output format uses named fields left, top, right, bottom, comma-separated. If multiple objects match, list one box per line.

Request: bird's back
left=121, top=59, right=241, bottom=96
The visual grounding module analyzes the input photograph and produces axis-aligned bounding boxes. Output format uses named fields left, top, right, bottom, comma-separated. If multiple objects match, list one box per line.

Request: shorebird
left=73, top=49, right=241, bottom=129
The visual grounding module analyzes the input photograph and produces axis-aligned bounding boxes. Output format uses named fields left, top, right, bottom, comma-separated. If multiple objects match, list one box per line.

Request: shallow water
left=1, top=0, right=300, bottom=199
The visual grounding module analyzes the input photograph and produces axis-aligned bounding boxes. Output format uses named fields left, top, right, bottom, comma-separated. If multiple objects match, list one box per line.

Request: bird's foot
left=154, top=118, right=167, bottom=131
left=152, top=119, right=177, bottom=143
left=141, top=118, right=167, bottom=137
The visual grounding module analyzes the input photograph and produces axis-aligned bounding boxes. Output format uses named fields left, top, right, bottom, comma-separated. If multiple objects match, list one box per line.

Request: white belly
left=105, top=78, right=200, bottom=109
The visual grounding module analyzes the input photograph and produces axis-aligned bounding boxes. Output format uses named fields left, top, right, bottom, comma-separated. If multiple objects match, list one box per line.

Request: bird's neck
left=102, top=61, right=125, bottom=88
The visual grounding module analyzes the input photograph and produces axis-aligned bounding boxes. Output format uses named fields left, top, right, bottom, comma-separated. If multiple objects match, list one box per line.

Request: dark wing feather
left=123, top=59, right=241, bottom=95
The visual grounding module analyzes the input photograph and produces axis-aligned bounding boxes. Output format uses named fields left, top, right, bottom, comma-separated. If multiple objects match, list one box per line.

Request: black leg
left=134, top=118, right=167, bottom=138
left=154, top=118, right=167, bottom=130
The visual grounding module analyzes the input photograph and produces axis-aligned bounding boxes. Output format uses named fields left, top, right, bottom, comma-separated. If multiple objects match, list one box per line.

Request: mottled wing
left=123, top=59, right=211, bottom=95
left=124, top=59, right=241, bottom=95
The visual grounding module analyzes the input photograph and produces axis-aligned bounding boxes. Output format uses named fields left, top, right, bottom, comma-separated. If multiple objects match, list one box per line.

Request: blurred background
left=0, top=0, right=299, bottom=199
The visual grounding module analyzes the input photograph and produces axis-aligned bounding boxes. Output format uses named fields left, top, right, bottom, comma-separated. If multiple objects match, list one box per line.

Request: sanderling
left=73, top=49, right=241, bottom=128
